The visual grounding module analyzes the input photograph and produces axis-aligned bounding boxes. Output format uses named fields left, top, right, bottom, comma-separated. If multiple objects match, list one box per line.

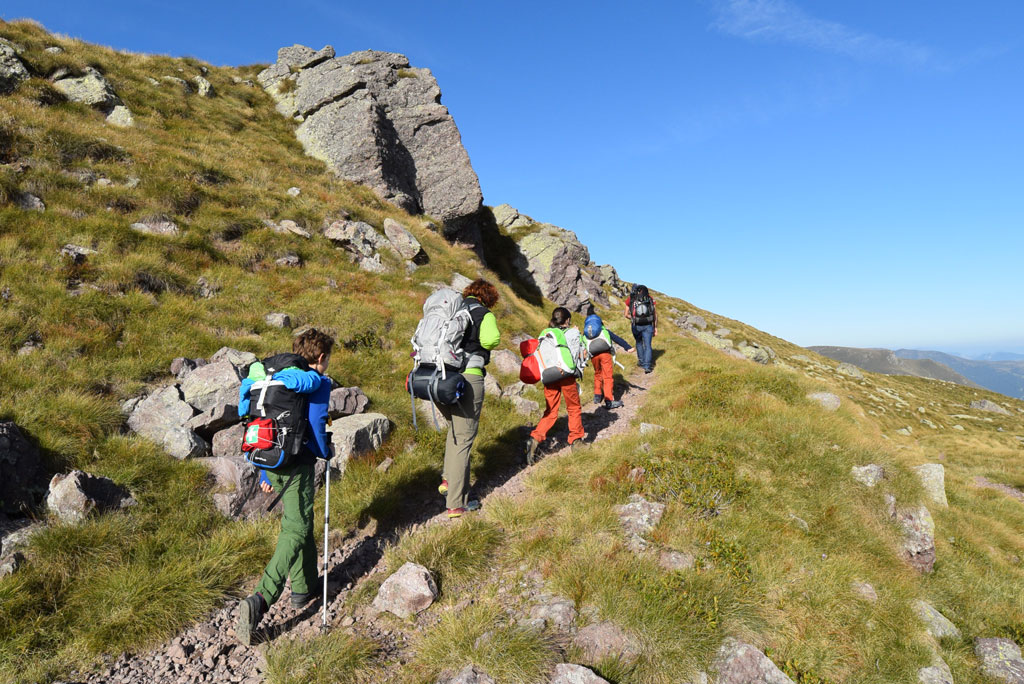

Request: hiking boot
left=290, top=589, right=317, bottom=608
left=593, top=393, right=603, bottom=405
left=605, top=399, right=623, bottom=409
left=236, top=593, right=266, bottom=646
left=466, top=499, right=481, bottom=512
left=644, top=368, right=653, bottom=374
left=525, top=437, right=539, bottom=465
left=438, top=479, right=448, bottom=495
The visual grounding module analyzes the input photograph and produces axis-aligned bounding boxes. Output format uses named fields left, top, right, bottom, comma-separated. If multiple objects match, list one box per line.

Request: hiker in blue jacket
left=236, top=328, right=335, bottom=646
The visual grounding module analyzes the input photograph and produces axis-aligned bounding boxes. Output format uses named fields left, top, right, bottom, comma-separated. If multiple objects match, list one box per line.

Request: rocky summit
left=258, top=44, right=483, bottom=241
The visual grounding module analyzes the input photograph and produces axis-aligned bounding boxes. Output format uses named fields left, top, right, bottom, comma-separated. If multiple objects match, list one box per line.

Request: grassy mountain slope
left=2, top=20, right=1024, bottom=684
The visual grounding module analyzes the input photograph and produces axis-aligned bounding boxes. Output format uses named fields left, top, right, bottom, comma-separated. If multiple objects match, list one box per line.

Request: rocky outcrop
left=258, top=45, right=483, bottom=238
left=46, top=470, right=136, bottom=523
left=0, top=40, right=29, bottom=93
left=912, top=600, right=960, bottom=639
left=52, top=67, right=134, bottom=126
left=372, top=561, right=438, bottom=618
left=328, top=386, right=370, bottom=418
left=550, top=664, right=609, bottom=684
left=887, top=496, right=935, bottom=573
left=912, top=464, right=948, bottom=507
left=328, top=413, right=392, bottom=472
left=616, top=494, right=665, bottom=552
left=972, top=399, right=1011, bottom=415
left=975, top=638, right=1024, bottom=683
left=0, top=421, right=49, bottom=516
left=851, top=464, right=884, bottom=487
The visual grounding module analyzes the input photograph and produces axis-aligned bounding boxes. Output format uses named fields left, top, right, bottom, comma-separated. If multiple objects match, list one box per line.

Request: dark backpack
left=240, top=353, right=310, bottom=469
left=631, top=285, right=655, bottom=326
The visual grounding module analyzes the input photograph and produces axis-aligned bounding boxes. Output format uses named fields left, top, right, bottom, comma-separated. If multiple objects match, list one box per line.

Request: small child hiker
left=525, top=307, right=588, bottom=464
left=582, top=312, right=636, bottom=409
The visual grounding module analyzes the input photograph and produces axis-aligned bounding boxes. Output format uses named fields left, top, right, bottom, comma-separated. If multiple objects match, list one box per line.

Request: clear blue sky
left=5, top=1, right=1022, bottom=355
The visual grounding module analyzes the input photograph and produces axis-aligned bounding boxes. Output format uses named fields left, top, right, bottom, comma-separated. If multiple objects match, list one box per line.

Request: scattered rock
left=193, top=75, right=215, bottom=97
left=372, top=561, right=438, bottom=618
left=105, top=105, right=135, bottom=128
left=275, top=253, right=302, bottom=268
left=161, top=75, right=193, bottom=93
left=264, top=312, right=292, bottom=328
left=162, top=426, right=209, bottom=460
left=439, top=665, right=495, bottom=684
left=511, top=396, right=539, bottom=416
left=836, top=363, right=865, bottom=379
left=918, top=658, right=954, bottom=684
left=951, top=424, right=965, bottom=431
left=199, top=454, right=276, bottom=520
left=211, top=422, right=245, bottom=459
left=209, top=346, right=258, bottom=372
left=9, top=189, right=45, bottom=213
left=60, top=244, right=97, bottom=264
left=450, top=273, right=473, bottom=292
left=180, top=361, right=241, bottom=412
left=806, top=392, right=840, bottom=411
left=329, top=413, right=391, bottom=471
left=889, top=497, right=935, bottom=573
left=186, top=402, right=239, bottom=438
left=550, top=663, right=609, bottom=684
left=737, top=340, right=776, bottom=365
left=572, top=621, right=641, bottom=665
left=376, top=457, right=393, bottom=473
left=286, top=186, right=301, bottom=197
left=170, top=356, right=201, bottom=379
left=639, top=423, right=664, bottom=435
left=912, top=464, right=948, bottom=507
left=0, top=551, right=24, bottom=577
left=127, top=385, right=196, bottom=443
left=913, top=600, right=961, bottom=639
left=0, top=41, right=29, bottom=93
left=328, top=386, right=370, bottom=418
left=483, top=373, right=502, bottom=397
left=616, top=494, right=665, bottom=551
left=53, top=67, right=121, bottom=109
left=196, top=276, right=219, bottom=299
left=713, top=638, right=796, bottom=684
left=851, top=464, right=884, bottom=487
left=46, top=470, right=136, bottom=523
left=659, top=549, right=695, bottom=572
left=131, top=216, right=179, bottom=237
left=851, top=581, right=878, bottom=602
left=787, top=513, right=809, bottom=532
left=383, top=218, right=428, bottom=264
left=975, top=638, right=1024, bottom=684
left=972, top=399, right=1011, bottom=416
left=0, top=421, right=49, bottom=516
left=490, top=349, right=521, bottom=376
left=529, top=596, right=577, bottom=631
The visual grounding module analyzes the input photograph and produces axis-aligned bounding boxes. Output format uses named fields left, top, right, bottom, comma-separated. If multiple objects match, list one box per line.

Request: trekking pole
left=322, top=459, right=331, bottom=630
left=613, top=358, right=626, bottom=370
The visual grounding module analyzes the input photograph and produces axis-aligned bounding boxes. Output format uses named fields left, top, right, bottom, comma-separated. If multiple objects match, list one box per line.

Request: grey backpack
left=411, top=288, right=473, bottom=375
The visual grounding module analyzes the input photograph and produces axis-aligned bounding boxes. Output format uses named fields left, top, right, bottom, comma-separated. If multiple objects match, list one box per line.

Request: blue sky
left=5, top=1, right=1022, bottom=355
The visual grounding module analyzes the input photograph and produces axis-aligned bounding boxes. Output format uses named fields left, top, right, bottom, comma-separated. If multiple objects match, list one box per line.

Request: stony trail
left=65, top=367, right=656, bottom=684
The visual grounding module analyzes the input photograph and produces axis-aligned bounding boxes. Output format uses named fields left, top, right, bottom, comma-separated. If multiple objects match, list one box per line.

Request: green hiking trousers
left=255, top=461, right=317, bottom=605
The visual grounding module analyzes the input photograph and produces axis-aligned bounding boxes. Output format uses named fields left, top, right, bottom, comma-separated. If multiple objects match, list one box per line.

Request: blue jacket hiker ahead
left=236, top=328, right=335, bottom=647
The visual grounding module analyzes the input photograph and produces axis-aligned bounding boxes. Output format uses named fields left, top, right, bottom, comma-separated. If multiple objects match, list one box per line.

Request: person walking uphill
left=436, top=279, right=500, bottom=519
left=624, top=284, right=657, bottom=373
left=526, top=307, right=587, bottom=464
left=583, top=313, right=636, bottom=409
left=236, top=328, right=335, bottom=646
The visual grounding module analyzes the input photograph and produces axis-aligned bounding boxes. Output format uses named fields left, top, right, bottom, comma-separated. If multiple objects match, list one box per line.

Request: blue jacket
left=608, top=329, right=633, bottom=352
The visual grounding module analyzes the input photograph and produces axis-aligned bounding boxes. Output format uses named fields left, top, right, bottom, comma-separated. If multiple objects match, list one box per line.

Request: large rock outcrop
left=258, top=45, right=483, bottom=240
left=491, top=204, right=626, bottom=311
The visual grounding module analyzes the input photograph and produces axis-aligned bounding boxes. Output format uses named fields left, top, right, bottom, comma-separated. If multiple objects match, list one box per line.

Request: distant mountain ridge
left=807, top=347, right=979, bottom=387
left=808, top=346, right=1024, bottom=399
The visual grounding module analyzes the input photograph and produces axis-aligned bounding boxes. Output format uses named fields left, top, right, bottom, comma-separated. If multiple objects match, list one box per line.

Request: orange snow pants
left=531, top=376, right=585, bottom=445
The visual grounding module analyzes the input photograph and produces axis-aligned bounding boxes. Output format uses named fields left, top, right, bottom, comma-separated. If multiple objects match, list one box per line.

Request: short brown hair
left=292, top=328, right=335, bottom=364
left=463, top=278, right=499, bottom=308
left=549, top=307, right=571, bottom=328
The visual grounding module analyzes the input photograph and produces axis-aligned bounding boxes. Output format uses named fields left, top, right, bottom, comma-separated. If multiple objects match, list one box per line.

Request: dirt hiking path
left=66, top=368, right=656, bottom=684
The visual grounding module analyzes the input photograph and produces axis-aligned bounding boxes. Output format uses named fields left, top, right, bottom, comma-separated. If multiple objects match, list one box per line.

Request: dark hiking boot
left=236, top=593, right=266, bottom=646
left=605, top=399, right=624, bottom=409
left=525, top=437, right=539, bottom=465
left=593, top=393, right=603, bottom=405
left=290, top=588, right=317, bottom=607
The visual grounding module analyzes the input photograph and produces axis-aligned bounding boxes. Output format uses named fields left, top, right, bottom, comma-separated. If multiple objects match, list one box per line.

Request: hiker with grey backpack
left=407, top=279, right=500, bottom=519
left=624, top=284, right=657, bottom=374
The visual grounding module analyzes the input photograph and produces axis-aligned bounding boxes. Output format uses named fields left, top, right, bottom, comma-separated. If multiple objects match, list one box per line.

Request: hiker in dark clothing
left=436, top=279, right=500, bottom=519
left=624, top=284, right=657, bottom=373
left=236, top=328, right=335, bottom=646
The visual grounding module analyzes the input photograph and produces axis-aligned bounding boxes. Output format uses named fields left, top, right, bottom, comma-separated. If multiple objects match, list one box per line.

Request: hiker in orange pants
left=532, top=375, right=585, bottom=448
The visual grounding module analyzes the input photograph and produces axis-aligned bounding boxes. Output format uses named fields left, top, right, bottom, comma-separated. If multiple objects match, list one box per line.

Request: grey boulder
left=571, top=621, right=641, bottom=665
left=324, top=220, right=391, bottom=259
left=490, top=349, right=521, bottom=376
left=529, top=596, right=577, bottom=631
left=0, top=41, right=29, bottom=93
left=513, top=223, right=606, bottom=311
left=198, top=454, right=277, bottom=520
left=131, top=216, right=180, bottom=237
left=46, top=470, right=136, bottom=523
left=971, top=399, right=1011, bottom=415
left=439, top=665, right=495, bottom=684
left=127, top=385, right=196, bottom=443
left=851, top=464, right=884, bottom=487
left=264, top=312, right=292, bottom=328
left=162, top=427, right=209, bottom=460
left=550, top=664, right=609, bottom=684
left=53, top=67, right=122, bottom=110
left=616, top=494, right=665, bottom=552
left=888, top=497, right=935, bottom=573
left=912, top=600, right=960, bottom=639
left=179, top=361, right=241, bottom=412
left=912, top=464, right=948, bottom=507
left=372, top=561, right=438, bottom=618
left=975, top=638, right=1024, bottom=684
left=918, top=659, right=953, bottom=684
left=0, top=421, right=49, bottom=516
left=211, top=423, right=245, bottom=459
left=329, top=413, right=391, bottom=471
left=383, top=218, right=428, bottom=264
left=713, top=639, right=795, bottom=684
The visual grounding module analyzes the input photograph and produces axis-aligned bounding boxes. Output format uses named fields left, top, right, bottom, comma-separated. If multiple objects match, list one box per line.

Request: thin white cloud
left=712, top=0, right=933, bottom=66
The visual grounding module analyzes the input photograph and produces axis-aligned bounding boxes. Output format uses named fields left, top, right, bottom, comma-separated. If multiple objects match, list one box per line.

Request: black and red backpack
left=630, top=284, right=656, bottom=326
left=240, top=353, right=310, bottom=469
